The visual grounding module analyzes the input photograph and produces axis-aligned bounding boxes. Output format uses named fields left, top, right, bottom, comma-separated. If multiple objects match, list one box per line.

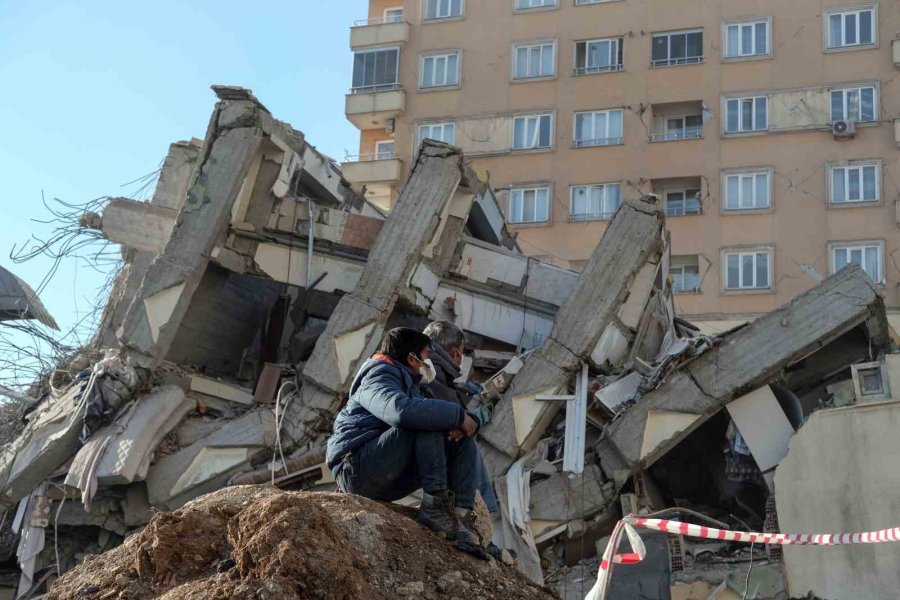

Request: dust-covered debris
left=47, top=486, right=557, bottom=600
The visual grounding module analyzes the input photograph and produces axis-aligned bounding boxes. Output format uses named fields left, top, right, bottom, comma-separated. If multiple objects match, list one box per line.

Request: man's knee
left=455, top=435, right=478, bottom=463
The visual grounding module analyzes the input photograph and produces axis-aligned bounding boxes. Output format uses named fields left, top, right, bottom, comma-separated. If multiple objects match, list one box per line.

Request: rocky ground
left=47, top=485, right=557, bottom=600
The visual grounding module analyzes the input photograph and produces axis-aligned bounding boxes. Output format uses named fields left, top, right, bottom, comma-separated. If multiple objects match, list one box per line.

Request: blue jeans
left=475, top=451, right=500, bottom=515
left=336, top=427, right=478, bottom=508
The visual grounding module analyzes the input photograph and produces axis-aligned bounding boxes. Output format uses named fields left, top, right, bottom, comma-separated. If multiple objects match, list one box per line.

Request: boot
left=418, top=490, right=459, bottom=540
left=455, top=508, right=489, bottom=561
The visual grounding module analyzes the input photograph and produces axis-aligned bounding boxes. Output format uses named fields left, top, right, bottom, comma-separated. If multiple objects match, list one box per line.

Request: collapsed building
left=1, top=86, right=899, bottom=600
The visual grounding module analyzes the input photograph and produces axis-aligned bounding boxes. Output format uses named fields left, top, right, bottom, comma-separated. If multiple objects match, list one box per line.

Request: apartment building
left=342, top=0, right=900, bottom=330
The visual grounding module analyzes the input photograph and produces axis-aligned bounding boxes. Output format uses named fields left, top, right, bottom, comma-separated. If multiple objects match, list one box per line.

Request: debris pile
left=47, top=485, right=554, bottom=600
left=1, top=84, right=898, bottom=599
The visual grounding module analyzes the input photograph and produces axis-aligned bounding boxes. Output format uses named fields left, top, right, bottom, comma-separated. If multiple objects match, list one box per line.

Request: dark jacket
left=326, top=354, right=465, bottom=470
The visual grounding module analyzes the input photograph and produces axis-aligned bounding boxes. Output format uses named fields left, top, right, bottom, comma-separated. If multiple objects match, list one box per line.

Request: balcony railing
left=344, top=152, right=397, bottom=162
left=651, top=56, right=704, bottom=68
left=573, top=137, right=624, bottom=148
left=350, top=82, right=402, bottom=95
left=649, top=127, right=703, bottom=142
left=352, top=16, right=406, bottom=27
left=573, top=64, right=624, bottom=76
left=569, top=211, right=616, bottom=222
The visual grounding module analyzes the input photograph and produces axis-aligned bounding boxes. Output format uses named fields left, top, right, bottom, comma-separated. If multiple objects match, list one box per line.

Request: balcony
left=345, top=85, right=405, bottom=130
left=341, top=154, right=402, bottom=192
left=350, top=17, right=409, bottom=49
left=652, top=177, right=704, bottom=218
left=649, top=101, right=704, bottom=143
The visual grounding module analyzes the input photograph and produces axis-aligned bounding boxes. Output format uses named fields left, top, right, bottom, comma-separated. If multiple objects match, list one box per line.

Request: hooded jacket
left=422, top=342, right=466, bottom=408
left=326, top=354, right=465, bottom=471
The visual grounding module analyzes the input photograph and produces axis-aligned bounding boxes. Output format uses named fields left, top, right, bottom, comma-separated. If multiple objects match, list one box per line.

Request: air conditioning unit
left=833, top=119, right=856, bottom=139
left=385, top=118, right=396, bottom=134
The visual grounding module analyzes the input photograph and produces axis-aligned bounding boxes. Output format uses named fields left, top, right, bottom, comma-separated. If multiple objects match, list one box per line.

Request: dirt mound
left=47, top=486, right=556, bottom=600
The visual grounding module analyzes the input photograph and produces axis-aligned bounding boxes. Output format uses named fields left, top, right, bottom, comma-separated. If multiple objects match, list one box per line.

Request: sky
left=0, top=0, right=367, bottom=368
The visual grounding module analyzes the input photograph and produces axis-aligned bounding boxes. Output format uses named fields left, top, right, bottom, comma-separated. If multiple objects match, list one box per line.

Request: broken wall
left=775, top=400, right=900, bottom=599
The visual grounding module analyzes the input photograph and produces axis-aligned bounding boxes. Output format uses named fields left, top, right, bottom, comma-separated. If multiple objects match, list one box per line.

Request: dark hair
left=423, top=320, right=466, bottom=352
left=379, top=327, right=431, bottom=363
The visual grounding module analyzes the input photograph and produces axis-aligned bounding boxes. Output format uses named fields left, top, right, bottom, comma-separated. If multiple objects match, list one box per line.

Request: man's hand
left=448, top=428, right=464, bottom=442
left=461, top=414, right=478, bottom=437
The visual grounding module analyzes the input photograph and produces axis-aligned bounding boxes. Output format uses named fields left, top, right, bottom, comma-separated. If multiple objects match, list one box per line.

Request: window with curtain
left=420, top=52, right=460, bottom=88
left=513, top=114, right=553, bottom=150
left=574, top=110, right=623, bottom=147
left=513, top=42, right=556, bottom=79
left=574, top=38, right=624, bottom=74
left=724, top=171, right=771, bottom=211
left=830, top=86, right=876, bottom=122
left=724, top=19, right=769, bottom=58
left=725, top=251, right=771, bottom=290
left=725, top=97, right=768, bottom=133
left=570, top=183, right=621, bottom=221
left=509, top=186, right=550, bottom=223
left=425, top=0, right=463, bottom=20
left=832, top=243, right=882, bottom=283
left=830, top=163, right=879, bottom=203
left=827, top=6, right=875, bottom=48
left=417, top=122, right=456, bottom=146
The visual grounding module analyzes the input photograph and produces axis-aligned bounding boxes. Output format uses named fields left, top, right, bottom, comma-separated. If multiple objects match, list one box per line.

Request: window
left=513, top=114, right=553, bottom=150
left=830, top=241, right=883, bottom=283
left=574, top=38, right=624, bottom=74
left=570, top=184, right=621, bottom=221
left=827, top=6, right=875, bottom=49
left=830, top=86, right=876, bottom=123
left=420, top=52, right=460, bottom=89
left=574, top=110, right=623, bottom=147
left=665, top=189, right=702, bottom=216
left=516, top=0, right=557, bottom=8
left=724, top=19, right=770, bottom=58
left=352, top=47, right=400, bottom=93
left=384, top=8, right=404, bottom=22
left=852, top=362, right=889, bottom=400
left=671, top=256, right=701, bottom=293
left=724, top=170, right=771, bottom=211
left=724, top=250, right=771, bottom=290
left=651, top=30, right=703, bottom=66
left=375, top=141, right=395, bottom=160
left=509, top=186, right=550, bottom=223
left=655, top=115, right=703, bottom=141
left=513, top=42, right=556, bottom=79
left=829, top=162, right=879, bottom=204
left=417, top=122, right=456, bottom=147
left=725, top=96, right=768, bottom=133
left=425, top=0, right=463, bottom=20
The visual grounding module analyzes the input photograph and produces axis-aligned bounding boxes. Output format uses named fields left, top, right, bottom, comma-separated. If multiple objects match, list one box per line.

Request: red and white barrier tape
left=584, top=516, right=900, bottom=600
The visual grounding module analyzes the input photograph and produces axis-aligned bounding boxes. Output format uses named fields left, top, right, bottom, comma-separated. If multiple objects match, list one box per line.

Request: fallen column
left=479, top=199, right=666, bottom=459
left=284, top=141, right=480, bottom=447
left=597, top=264, right=890, bottom=480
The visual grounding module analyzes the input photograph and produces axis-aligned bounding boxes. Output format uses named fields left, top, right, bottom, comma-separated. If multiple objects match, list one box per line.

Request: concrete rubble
left=1, top=85, right=898, bottom=599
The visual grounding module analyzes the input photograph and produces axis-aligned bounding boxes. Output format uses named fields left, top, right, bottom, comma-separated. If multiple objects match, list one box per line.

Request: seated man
left=326, top=327, right=486, bottom=558
left=422, top=320, right=514, bottom=562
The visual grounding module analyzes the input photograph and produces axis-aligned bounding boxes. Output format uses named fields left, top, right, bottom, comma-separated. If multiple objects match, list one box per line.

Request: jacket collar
left=372, top=353, right=423, bottom=384
left=429, top=343, right=461, bottom=381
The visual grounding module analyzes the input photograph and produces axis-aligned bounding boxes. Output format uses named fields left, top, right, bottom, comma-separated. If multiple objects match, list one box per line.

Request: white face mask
left=419, top=358, right=437, bottom=384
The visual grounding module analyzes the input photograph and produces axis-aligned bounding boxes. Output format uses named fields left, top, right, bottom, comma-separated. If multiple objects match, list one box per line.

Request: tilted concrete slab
left=598, top=264, right=890, bottom=479
left=480, top=199, right=666, bottom=459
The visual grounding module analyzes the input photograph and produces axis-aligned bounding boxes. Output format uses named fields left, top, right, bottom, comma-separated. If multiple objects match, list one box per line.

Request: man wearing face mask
left=422, top=321, right=514, bottom=563
left=326, top=327, right=486, bottom=559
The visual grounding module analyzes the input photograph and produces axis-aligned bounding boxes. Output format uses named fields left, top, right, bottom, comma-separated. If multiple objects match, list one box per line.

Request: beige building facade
left=343, top=0, right=900, bottom=327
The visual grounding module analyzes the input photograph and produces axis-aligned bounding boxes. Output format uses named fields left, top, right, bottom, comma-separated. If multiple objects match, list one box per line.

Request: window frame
left=508, top=184, right=552, bottom=224
left=423, top=0, right=465, bottom=22
left=573, top=37, right=624, bottom=75
left=574, top=0, right=624, bottom=5
left=828, top=239, right=885, bottom=284
left=416, top=122, right=457, bottom=147
left=722, top=16, right=772, bottom=61
left=670, top=255, right=702, bottom=294
left=569, top=182, right=622, bottom=222
left=663, top=188, right=703, bottom=217
left=572, top=109, right=624, bottom=147
left=827, top=160, right=881, bottom=206
left=824, top=4, right=877, bottom=51
left=512, top=112, right=555, bottom=151
left=511, top=40, right=558, bottom=81
left=384, top=7, right=405, bottom=22
left=418, top=50, right=462, bottom=90
left=829, top=84, right=878, bottom=124
left=650, top=28, right=705, bottom=68
left=374, top=140, right=396, bottom=160
left=514, top=0, right=558, bottom=11
left=723, top=95, right=769, bottom=134
left=721, top=247, right=774, bottom=293
left=351, top=46, right=402, bottom=94
left=721, top=168, right=774, bottom=214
